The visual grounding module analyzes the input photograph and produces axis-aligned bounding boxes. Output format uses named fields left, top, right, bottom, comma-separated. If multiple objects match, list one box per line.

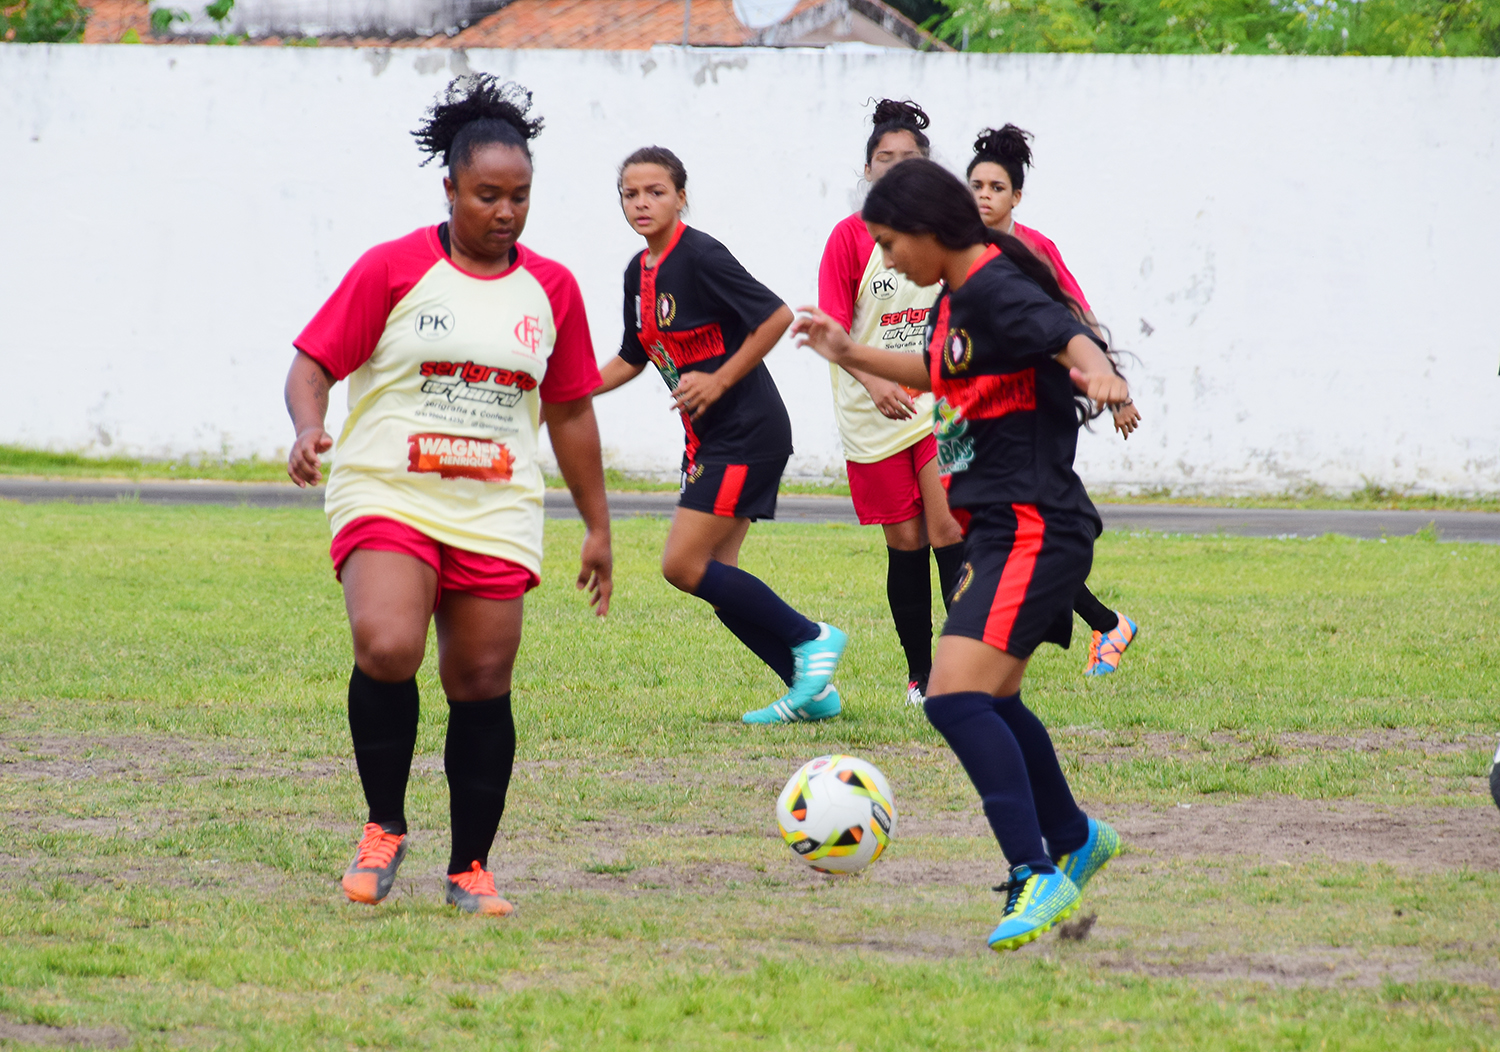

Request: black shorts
left=942, top=504, right=1096, bottom=658
left=678, top=457, right=785, bottom=521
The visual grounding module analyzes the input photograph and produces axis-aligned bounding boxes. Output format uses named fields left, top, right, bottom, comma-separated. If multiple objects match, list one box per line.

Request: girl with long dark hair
left=969, top=124, right=1142, bottom=677
left=284, top=76, right=612, bottom=916
left=594, top=146, right=848, bottom=725
left=793, top=158, right=1125, bottom=951
left=817, top=99, right=966, bottom=709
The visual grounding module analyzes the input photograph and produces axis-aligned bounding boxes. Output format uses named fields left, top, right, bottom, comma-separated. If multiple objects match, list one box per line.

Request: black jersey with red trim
left=924, top=246, right=1102, bottom=527
left=619, top=224, right=792, bottom=466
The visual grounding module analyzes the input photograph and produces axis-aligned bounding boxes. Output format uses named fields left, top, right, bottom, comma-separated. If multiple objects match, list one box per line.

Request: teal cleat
left=987, top=865, right=1080, bottom=952
left=742, top=685, right=841, bottom=725
left=1055, top=817, right=1123, bottom=892
left=786, top=623, right=848, bottom=707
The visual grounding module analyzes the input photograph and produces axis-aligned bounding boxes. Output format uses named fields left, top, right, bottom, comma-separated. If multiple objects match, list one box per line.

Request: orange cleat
left=446, top=861, right=516, bottom=916
left=1085, top=614, right=1138, bottom=677
left=341, top=822, right=407, bottom=905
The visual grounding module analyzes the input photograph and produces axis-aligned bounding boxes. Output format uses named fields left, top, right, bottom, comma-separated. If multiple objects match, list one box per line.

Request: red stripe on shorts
left=982, top=504, right=1046, bottom=652
left=713, top=464, right=749, bottom=517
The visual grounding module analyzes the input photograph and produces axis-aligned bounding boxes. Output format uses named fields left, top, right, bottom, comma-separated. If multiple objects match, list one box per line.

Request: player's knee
left=441, top=658, right=513, bottom=701
left=353, top=630, right=425, bottom=683
left=660, top=552, right=704, bottom=594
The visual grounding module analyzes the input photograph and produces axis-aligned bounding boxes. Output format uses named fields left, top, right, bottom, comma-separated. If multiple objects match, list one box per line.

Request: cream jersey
left=817, top=212, right=940, bottom=464
left=294, top=226, right=600, bottom=576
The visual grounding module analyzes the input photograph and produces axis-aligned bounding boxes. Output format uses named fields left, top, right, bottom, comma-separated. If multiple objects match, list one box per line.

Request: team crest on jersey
left=414, top=305, right=456, bottom=341
left=656, top=293, right=677, bottom=327
left=933, top=398, right=974, bottom=476
left=943, top=328, right=974, bottom=373
left=419, top=359, right=538, bottom=408
left=513, top=315, right=543, bottom=354
left=407, top=433, right=515, bottom=482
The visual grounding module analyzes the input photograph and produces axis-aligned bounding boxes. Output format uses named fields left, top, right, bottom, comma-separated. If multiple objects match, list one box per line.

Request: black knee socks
left=886, top=546, right=933, bottom=687
left=695, top=561, right=820, bottom=675
left=347, top=666, right=420, bottom=836
left=992, top=693, right=1089, bottom=857
left=715, top=609, right=795, bottom=687
left=933, top=543, right=966, bottom=611
left=445, top=693, right=517, bottom=875
left=922, top=691, right=1053, bottom=872
left=1074, top=585, right=1120, bottom=634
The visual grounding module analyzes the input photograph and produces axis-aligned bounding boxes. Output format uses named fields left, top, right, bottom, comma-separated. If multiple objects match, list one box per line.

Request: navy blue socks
left=1074, top=586, right=1119, bottom=634
left=347, top=666, right=419, bottom=836
left=444, top=693, right=516, bottom=875
left=992, top=693, right=1090, bottom=857
left=923, top=691, right=1053, bottom=872
left=715, top=609, right=795, bottom=687
left=694, top=560, right=820, bottom=652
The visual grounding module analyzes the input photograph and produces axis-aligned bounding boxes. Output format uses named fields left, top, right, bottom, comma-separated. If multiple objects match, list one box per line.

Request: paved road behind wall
left=3, top=479, right=1498, bottom=543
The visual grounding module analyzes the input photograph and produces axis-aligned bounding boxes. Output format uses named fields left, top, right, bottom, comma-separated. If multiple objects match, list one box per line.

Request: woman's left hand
left=670, top=370, right=729, bottom=421
left=577, top=526, right=613, bottom=617
left=1112, top=401, right=1141, bottom=438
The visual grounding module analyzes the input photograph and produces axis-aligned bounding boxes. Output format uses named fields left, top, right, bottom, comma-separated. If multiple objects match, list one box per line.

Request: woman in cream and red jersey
left=283, top=77, right=611, bottom=917
left=819, top=99, right=967, bottom=709
left=793, top=158, right=1128, bottom=953
left=594, top=146, right=848, bottom=726
left=968, top=124, right=1143, bottom=678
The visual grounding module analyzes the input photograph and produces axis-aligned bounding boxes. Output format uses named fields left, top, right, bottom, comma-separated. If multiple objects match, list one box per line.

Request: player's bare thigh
left=341, top=549, right=437, bottom=682
left=927, top=635, right=1029, bottom=698
left=662, top=506, right=752, bottom=592
left=435, top=592, right=525, bottom=701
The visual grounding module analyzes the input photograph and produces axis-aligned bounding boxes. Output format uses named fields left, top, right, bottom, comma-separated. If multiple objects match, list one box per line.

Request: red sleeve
left=293, top=228, right=439, bottom=381
left=818, top=214, right=873, bottom=333
left=524, top=249, right=602, bottom=404
left=1015, top=225, right=1091, bottom=314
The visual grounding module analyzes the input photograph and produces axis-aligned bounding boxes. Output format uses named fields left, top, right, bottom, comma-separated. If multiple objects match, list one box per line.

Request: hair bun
left=972, top=124, right=1034, bottom=167
left=413, top=74, right=544, bottom=166
left=871, top=98, right=930, bottom=131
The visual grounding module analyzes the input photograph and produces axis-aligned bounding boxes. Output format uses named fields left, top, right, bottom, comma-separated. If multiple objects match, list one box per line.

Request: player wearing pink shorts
left=818, top=100, right=967, bottom=707
left=283, top=76, right=611, bottom=916
left=968, top=124, right=1143, bottom=678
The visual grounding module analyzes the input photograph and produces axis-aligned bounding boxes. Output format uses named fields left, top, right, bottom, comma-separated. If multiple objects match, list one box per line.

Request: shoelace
left=992, top=867, right=1033, bottom=917
left=354, top=824, right=403, bottom=869
left=451, top=860, right=498, bottom=897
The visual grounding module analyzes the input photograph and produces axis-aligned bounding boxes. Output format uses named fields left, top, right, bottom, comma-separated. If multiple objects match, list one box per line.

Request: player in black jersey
left=793, top=158, right=1129, bottom=952
left=594, top=146, right=848, bottom=724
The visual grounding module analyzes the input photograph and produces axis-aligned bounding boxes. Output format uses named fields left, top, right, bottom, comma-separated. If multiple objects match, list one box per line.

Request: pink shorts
left=846, top=433, right=938, bottom=525
left=330, top=516, right=539, bottom=605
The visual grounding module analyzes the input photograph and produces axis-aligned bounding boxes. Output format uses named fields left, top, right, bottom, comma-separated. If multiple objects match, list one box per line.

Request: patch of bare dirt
left=1092, top=946, right=1500, bottom=989
left=0, top=1020, right=128, bottom=1048
left=1054, top=728, right=1494, bottom=766
left=0, top=735, right=341, bottom=783
left=1110, top=799, right=1500, bottom=870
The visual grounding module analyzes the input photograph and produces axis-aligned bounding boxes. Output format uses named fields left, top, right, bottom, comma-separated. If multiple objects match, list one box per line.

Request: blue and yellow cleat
left=1055, top=817, right=1122, bottom=893
left=987, top=865, right=1080, bottom=952
left=786, top=623, right=849, bottom=706
left=1085, top=614, right=1138, bottom=676
left=742, top=685, right=841, bottom=725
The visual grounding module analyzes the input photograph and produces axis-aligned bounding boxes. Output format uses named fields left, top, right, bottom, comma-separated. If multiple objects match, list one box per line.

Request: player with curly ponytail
left=817, top=98, right=967, bottom=711
left=969, top=124, right=1143, bottom=677
left=283, top=75, right=611, bottom=918
left=794, top=157, right=1130, bottom=953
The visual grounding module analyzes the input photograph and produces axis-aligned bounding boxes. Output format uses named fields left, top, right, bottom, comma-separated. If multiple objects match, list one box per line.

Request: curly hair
left=411, top=74, right=544, bottom=174
left=618, top=146, right=687, bottom=192
left=966, top=124, right=1034, bottom=188
left=865, top=98, right=931, bottom=165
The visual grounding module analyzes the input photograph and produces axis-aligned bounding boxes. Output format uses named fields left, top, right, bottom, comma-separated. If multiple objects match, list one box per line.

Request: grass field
left=1, top=501, right=1498, bottom=1050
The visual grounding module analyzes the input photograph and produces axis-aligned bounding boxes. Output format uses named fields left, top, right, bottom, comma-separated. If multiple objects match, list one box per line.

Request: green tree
left=4, top=0, right=89, bottom=41
left=937, top=0, right=1500, bottom=55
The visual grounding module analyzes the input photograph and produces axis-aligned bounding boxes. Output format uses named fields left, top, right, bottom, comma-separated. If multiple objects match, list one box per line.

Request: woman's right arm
left=594, top=355, right=647, bottom=396
left=284, top=351, right=336, bottom=487
left=792, top=307, right=930, bottom=391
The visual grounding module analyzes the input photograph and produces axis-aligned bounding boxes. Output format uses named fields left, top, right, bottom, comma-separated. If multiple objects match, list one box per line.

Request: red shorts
left=330, top=516, right=539, bottom=606
left=846, top=434, right=938, bottom=525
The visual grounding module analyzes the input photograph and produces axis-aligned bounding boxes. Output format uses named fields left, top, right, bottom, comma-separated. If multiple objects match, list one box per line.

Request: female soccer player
left=818, top=99, right=966, bottom=708
left=969, top=124, right=1141, bottom=677
left=594, top=146, right=847, bottom=726
left=793, top=158, right=1125, bottom=951
left=283, top=76, right=612, bottom=916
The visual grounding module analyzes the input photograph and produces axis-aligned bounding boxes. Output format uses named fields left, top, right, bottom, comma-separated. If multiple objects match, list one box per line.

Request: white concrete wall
left=1, top=45, right=1496, bottom=493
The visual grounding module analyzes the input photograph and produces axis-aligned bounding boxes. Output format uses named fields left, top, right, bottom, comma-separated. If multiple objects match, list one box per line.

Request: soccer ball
left=776, top=754, right=896, bottom=874
left=1490, top=741, right=1500, bottom=813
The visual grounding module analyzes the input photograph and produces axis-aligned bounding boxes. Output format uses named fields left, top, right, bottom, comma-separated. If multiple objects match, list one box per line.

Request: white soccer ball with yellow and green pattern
left=776, top=754, right=896, bottom=874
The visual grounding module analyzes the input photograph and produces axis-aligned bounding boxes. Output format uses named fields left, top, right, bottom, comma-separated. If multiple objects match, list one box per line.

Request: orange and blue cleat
left=1085, top=614, right=1138, bottom=676
left=341, top=822, right=407, bottom=905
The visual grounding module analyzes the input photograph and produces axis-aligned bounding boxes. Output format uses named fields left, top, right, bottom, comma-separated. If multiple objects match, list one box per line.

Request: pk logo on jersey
left=415, top=306, right=456, bottom=341
left=870, top=272, right=899, bottom=301
left=514, top=315, right=543, bottom=354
